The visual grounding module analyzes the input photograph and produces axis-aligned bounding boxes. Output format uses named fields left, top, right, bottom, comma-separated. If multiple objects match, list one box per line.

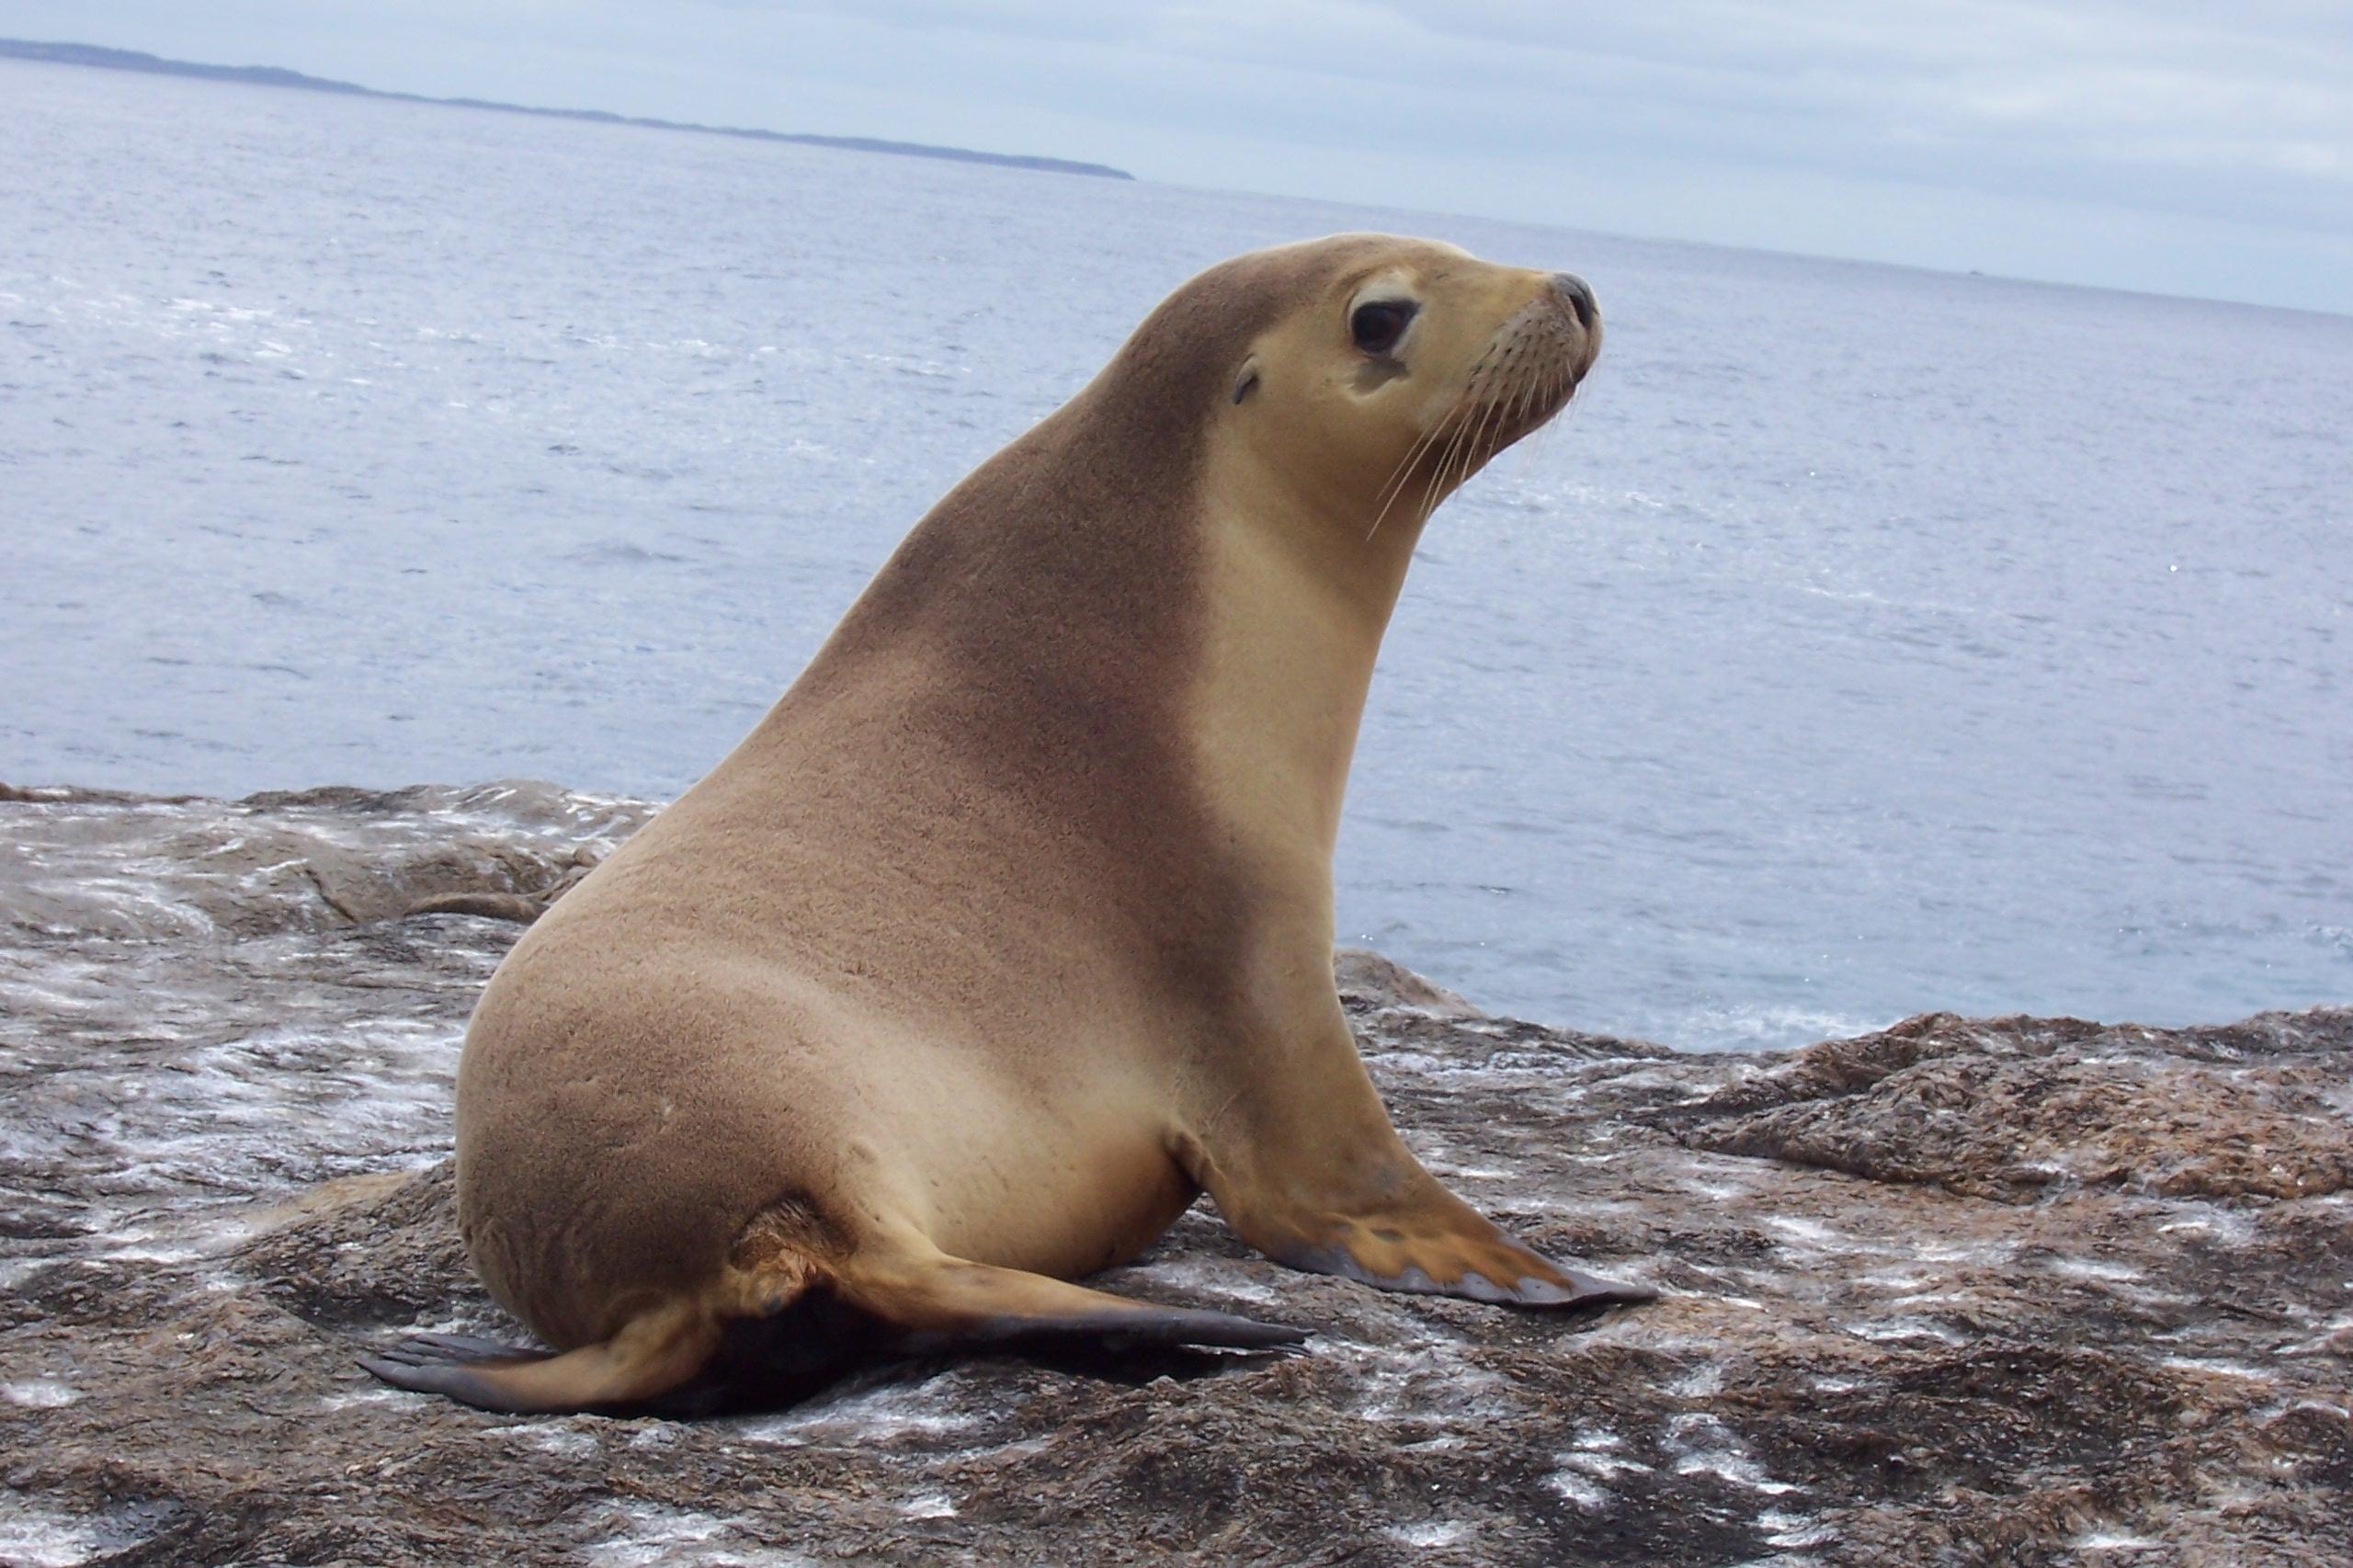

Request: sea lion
left=363, top=233, right=1653, bottom=1415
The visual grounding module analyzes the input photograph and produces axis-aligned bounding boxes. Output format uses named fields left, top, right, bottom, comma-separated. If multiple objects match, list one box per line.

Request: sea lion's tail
left=358, top=1242, right=1302, bottom=1415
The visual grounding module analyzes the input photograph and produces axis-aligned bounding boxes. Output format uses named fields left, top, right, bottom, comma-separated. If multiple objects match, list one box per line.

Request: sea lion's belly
left=709, top=975, right=1200, bottom=1279
left=870, top=1035, right=1200, bottom=1277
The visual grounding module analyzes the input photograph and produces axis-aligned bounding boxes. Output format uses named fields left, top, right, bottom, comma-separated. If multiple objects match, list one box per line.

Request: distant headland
left=0, top=38, right=1136, bottom=181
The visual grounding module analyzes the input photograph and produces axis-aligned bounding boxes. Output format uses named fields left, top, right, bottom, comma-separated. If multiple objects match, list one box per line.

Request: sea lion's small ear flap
left=1230, top=357, right=1261, bottom=404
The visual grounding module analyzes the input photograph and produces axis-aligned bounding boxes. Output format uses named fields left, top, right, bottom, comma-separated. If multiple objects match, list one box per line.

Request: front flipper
left=838, top=1247, right=1308, bottom=1352
left=1175, top=1001, right=1656, bottom=1311
left=1255, top=1181, right=1655, bottom=1308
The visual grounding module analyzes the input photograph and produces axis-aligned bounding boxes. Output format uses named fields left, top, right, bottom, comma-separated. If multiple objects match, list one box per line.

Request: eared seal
left=365, top=234, right=1652, bottom=1414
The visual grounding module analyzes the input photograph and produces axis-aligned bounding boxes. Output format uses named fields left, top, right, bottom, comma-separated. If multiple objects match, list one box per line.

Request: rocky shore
left=3, top=783, right=2347, bottom=1565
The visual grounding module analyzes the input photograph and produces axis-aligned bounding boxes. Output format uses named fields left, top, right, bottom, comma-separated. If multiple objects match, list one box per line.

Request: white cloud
left=6, top=0, right=2349, bottom=310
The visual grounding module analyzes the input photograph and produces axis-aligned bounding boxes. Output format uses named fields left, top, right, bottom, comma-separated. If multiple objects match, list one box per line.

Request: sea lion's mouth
left=1434, top=293, right=1595, bottom=461
left=1361, top=272, right=1598, bottom=537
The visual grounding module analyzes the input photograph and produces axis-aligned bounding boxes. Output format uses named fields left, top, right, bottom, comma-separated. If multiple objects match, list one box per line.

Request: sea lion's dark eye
left=1350, top=301, right=1415, bottom=356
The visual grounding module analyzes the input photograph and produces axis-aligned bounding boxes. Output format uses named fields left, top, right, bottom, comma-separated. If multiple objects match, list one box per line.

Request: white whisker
left=1362, top=307, right=1588, bottom=547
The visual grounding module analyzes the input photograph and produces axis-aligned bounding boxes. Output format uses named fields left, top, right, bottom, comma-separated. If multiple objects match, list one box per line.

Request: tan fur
left=369, top=234, right=1649, bottom=1415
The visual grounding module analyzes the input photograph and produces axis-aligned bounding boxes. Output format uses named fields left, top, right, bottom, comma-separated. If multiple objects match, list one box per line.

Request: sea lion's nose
left=1551, top=272, right=1597, bottom=331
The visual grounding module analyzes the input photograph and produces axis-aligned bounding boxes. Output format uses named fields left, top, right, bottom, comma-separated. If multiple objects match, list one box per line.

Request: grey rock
left=2, top=782, right=2347, bottom=1565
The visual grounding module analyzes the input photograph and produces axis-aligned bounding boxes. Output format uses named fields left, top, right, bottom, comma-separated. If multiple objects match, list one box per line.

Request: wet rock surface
left=3, top=783, right=2348, bottom=1566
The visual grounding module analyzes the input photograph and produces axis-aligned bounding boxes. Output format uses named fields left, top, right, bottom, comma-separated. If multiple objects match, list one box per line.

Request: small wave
left=1666, top=1005, right=1897, bottom=1052
left=562, top=540, right=688, bottom=566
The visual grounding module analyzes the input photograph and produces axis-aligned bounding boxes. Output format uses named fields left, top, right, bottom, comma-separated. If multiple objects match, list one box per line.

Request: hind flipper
left=358, top=1301, right=720, bottom=1415
left=839, top=1251, right=1306, bottom=1352
left=358, top=1334, right=553, bottom=1410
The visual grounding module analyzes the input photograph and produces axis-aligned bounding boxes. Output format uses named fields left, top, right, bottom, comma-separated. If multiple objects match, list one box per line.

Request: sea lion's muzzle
left=1431, top=272, right=1600, bottom=463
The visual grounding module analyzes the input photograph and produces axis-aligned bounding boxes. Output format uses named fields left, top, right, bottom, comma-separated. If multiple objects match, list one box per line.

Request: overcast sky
left=17, top=1, right=2353, bottom=312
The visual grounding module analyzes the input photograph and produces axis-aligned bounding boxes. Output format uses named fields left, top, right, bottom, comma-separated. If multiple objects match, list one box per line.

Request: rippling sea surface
left=6, top=59, right=2349, bottom=1048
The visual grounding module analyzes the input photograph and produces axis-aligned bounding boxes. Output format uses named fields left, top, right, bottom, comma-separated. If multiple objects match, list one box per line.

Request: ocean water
left=5, top=58, right=2349, bottom=1049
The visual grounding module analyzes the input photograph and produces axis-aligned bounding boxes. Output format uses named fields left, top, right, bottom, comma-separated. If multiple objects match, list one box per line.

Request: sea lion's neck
left=1188, top=439, right=1427, bottom=901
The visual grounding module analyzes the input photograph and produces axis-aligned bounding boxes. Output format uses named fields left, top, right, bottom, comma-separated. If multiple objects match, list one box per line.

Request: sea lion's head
left=1207, top=234, right=1600, bottom=534
left=1087, top=236, right=1598, bottom=535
